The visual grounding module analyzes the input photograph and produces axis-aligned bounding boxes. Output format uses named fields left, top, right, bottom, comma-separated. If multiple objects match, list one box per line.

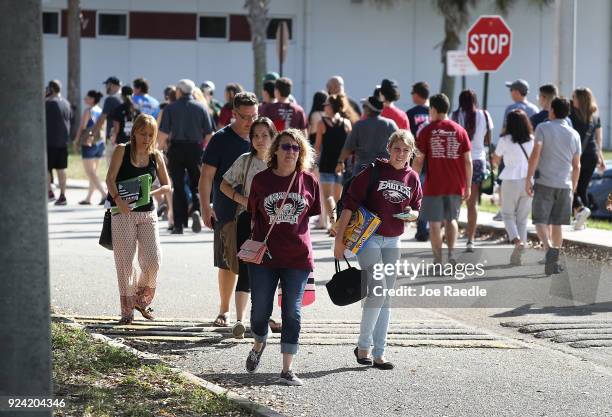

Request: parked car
left=587, top=160, right=612, bottom=219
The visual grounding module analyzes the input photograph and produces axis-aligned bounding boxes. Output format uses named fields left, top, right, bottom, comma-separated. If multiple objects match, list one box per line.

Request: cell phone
left=393, top=210, right=418, bottom=221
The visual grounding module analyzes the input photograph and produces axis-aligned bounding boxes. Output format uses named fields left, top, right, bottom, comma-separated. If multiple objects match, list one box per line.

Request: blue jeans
left=356, top=234, right=400, bottom=359
left=248, top=264, right=309, bottom=354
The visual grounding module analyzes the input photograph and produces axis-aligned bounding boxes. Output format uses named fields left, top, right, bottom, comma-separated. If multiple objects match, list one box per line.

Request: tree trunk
left=245, top=0, right=269, bottom=99
left=67, top=0, right=81, bottom=139
left=0, top=1, right=52, bottom=412
left=440, top=16, right=462, bottom=106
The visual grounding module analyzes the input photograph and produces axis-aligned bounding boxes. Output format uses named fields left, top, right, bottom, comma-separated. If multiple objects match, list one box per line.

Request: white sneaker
left=466, top=241, right=474, bottom=253
left=279, top=370, right=303, bottom=386
left=574, top=207, right=591, bottom=230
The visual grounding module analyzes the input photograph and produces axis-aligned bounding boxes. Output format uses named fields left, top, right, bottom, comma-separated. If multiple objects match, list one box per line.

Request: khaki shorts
left=532, top=183, right=572, bottom=225
left=419, top=195, right=462, bottom=222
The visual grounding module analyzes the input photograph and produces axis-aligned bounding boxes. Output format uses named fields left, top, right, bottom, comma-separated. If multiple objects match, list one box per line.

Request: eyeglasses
left=234, top=111, right=258, bottom=122
left=280, top=143, right=300, bottom=153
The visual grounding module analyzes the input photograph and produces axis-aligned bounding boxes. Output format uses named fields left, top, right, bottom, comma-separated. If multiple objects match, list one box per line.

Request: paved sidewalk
left=459, top=208, right=612, bottom=251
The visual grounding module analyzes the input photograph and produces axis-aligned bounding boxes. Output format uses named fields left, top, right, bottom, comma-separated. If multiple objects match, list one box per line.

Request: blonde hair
left=387, top=129, right=416, bottom=158
left=267, top=128, right=314, bottom=172
left=130, top=114, right=159, bottom=160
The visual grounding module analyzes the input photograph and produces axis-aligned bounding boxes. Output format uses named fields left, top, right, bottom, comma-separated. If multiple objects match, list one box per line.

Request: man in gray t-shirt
left=526, top=97, right=581, bottom=276
left=336, top=95, right=398, bottom=176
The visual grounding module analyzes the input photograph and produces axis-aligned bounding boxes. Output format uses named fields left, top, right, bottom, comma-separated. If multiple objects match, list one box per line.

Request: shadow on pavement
left=491, top=301, right=612, bottom=318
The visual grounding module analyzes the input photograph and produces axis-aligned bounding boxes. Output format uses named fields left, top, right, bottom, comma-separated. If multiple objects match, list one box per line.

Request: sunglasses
left=280, top=143, right=300, bottom=152
left=234, top=111, right=258, bottom=122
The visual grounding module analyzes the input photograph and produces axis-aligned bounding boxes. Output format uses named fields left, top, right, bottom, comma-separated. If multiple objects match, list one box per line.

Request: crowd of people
left=45, top=72, right=610, bottom=385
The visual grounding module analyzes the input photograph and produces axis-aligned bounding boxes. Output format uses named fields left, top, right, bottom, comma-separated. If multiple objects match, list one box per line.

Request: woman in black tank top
left=106, top=114, right=171, bottom=325
left=314, top=94, right=352, bottom=235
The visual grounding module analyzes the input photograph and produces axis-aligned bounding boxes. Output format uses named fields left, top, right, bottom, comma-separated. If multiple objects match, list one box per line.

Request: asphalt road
left=49, top=188, right=612, bottom=417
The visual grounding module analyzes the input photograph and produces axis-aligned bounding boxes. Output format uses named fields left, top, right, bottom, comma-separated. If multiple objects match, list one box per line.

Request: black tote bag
left=326, top=257, right=367, bottom=306
left=99, top=209, right=113, bottom=250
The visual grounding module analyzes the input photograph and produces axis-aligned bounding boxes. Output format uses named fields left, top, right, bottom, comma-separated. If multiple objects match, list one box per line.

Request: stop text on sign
left=468, top=33, right=510, bottom=55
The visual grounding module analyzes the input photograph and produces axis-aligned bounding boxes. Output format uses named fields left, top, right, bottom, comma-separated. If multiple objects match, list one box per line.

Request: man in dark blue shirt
left=159, top=79, right=213, bottom=234
left=530, top=84, right=558, bottom=129
left=199, top=92, right=258, bottom=329
left=406, top=81, right=431, bottom=241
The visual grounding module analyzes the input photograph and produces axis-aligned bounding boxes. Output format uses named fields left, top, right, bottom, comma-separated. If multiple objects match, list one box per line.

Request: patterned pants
left=111, top=211, right=161, bottom=319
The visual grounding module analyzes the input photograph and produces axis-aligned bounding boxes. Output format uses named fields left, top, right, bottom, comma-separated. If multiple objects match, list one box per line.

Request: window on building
left=266, top=18, right=292, bottom=40
left=98, top=13, right=127, bottom=36
left=199, top=16, right=227, bottom=39
left=43, top=11, right=60, bottom=35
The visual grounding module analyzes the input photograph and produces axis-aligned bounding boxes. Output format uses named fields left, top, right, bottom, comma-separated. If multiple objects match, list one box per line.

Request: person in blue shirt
left=133, top=77, right=160, bottom=118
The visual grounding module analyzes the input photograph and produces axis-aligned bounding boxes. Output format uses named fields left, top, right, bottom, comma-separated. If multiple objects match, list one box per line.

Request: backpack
left=336, top=161, right=380, bottom=218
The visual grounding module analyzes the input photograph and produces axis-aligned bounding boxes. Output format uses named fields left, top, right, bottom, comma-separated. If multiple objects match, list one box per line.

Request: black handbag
left=326, top=257, right=367, bottom=306
left=99, top=209, right=113, bottom=250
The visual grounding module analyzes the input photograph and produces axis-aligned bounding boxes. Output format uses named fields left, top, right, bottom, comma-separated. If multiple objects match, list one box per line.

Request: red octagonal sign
left=467, top=15, right=512, bottom=72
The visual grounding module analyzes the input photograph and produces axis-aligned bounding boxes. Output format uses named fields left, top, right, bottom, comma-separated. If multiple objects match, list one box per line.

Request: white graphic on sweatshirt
left=377, top=180, right=412, bottom=204
left=264, top=192, right=306, bottom=225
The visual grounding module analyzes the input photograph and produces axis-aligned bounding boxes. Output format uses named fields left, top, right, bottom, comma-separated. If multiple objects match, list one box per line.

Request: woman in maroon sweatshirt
left=334, top=130, right=422, bottom=369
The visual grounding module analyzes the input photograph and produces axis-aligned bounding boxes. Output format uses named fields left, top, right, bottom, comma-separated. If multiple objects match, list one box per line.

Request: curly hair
left=267, top=128, right=314, bottom=172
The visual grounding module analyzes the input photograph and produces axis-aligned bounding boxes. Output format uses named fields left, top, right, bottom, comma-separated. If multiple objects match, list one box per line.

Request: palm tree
left=371, top=0, right=552, bottom=104
left=67, top=0, right=81, bottom=137
left=245, top=0, right=270, bottom=98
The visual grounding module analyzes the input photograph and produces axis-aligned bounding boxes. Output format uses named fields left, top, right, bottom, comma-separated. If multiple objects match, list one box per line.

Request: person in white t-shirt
left=451, top=90, right=494, bottom=252
left=492, top=109, right=534, bottom=266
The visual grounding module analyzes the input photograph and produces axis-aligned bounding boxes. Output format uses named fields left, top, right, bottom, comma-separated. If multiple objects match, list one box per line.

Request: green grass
left=603, top=150, right=612, bottom=161
left=475, top=197, right=612, bottom=231
left=66, top=152, right=109, bottom=181
left=52, top=323, right=249, bottom=417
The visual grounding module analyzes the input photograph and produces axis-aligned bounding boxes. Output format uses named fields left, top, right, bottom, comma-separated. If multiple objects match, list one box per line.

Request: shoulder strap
left=263, top=171, right=297, bottom=244
left=366, top=162, right=380, bottom=195
left=517, top=141, right=529, bottom=161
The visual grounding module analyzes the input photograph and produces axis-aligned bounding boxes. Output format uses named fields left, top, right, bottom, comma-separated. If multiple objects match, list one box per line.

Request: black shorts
left=47, top=147, right=68, bottom=171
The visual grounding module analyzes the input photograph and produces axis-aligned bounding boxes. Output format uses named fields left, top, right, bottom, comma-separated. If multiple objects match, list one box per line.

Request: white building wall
left=42, top=0, right=611, bottom=147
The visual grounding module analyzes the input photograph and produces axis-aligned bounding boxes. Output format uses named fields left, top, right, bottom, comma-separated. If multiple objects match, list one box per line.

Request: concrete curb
left=54, top=317, right=288, bottom=417
left=458, top=220, right=612, bottom=254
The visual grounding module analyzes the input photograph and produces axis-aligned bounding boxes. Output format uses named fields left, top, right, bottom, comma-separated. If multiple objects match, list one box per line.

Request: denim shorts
left=82, top=141, right=105, bottom=159
left=319, top=171, right=343, bottom=185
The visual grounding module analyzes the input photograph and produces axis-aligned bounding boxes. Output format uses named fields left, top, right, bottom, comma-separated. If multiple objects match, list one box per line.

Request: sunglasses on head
left=280, top=143, right=300, bottom=152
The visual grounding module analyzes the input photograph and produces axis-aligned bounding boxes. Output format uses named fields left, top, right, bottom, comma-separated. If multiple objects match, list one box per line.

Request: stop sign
left=466, top=15, right=512, bottom=72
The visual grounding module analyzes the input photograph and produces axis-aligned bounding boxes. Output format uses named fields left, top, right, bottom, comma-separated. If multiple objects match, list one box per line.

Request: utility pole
left=0, top=1, right=52, bottom=415
left=554, top=0, right=576, bottom=96
left=67, top=0, right=81, bottom=138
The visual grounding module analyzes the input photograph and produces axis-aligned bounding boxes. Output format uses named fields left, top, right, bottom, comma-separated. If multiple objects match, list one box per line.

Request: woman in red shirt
left=334, top=130, right=422, bottom=370
left=245, top=129, right=321, bottom=386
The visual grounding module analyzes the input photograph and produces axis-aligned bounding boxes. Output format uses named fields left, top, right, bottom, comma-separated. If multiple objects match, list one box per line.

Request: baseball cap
left=360, top=95, right=383, bottom=113
left=505, top=79, right=529, bottom=95
left=103, top=76, right=121, bottom=86
left=201, top=80, right=215, bottom=92
left=263, top=72, right=280, bottom=82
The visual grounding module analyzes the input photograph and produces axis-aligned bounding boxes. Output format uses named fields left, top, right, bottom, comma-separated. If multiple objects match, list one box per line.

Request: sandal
left=213, top=313, right=229, bottom=327
left=268, top=318, right=282, bottom=333
left=135, top=305, right=155, bottom=320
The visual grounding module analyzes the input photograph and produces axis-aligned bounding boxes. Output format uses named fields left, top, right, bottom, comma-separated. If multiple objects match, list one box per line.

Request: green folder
left=111, top=174, right=152, bottom=213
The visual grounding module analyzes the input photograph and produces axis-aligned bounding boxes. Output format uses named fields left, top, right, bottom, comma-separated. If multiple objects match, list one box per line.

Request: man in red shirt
left=259, top=77, right=307, bottom=135
left=413, top=94, right=472, bottom=265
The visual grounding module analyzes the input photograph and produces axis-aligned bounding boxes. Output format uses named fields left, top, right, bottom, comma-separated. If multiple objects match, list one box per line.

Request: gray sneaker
left=510, top=245, right=525, bottom=266
left=279, top=370, right=303, bottom=386
left=232, top=321, right=246, bottom=339
left=245, top=342, right=266, bottom=373
left=191, top=211, right=202, bottom=233
left=492, top=211, right=502, bottom=221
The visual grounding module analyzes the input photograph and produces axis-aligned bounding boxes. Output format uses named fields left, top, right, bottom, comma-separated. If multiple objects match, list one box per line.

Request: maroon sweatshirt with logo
left=343, top=159, right=422, bottom=237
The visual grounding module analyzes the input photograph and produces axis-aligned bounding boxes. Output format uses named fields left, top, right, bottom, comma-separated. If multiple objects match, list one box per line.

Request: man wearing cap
left=379, top=78, right=410, bottom=130
left=327, top=75, right=361, bottom=117
left=503, top=79, right=539, bottom=130
left=158, top=79, right=214, bottom=234
left=45, top=80, right=72, bottom=205
left=91, top=76, right=123, bottom=165
left=335, top=95, right=398, bottom=176
left=201, top=81, right=222, bottom=127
